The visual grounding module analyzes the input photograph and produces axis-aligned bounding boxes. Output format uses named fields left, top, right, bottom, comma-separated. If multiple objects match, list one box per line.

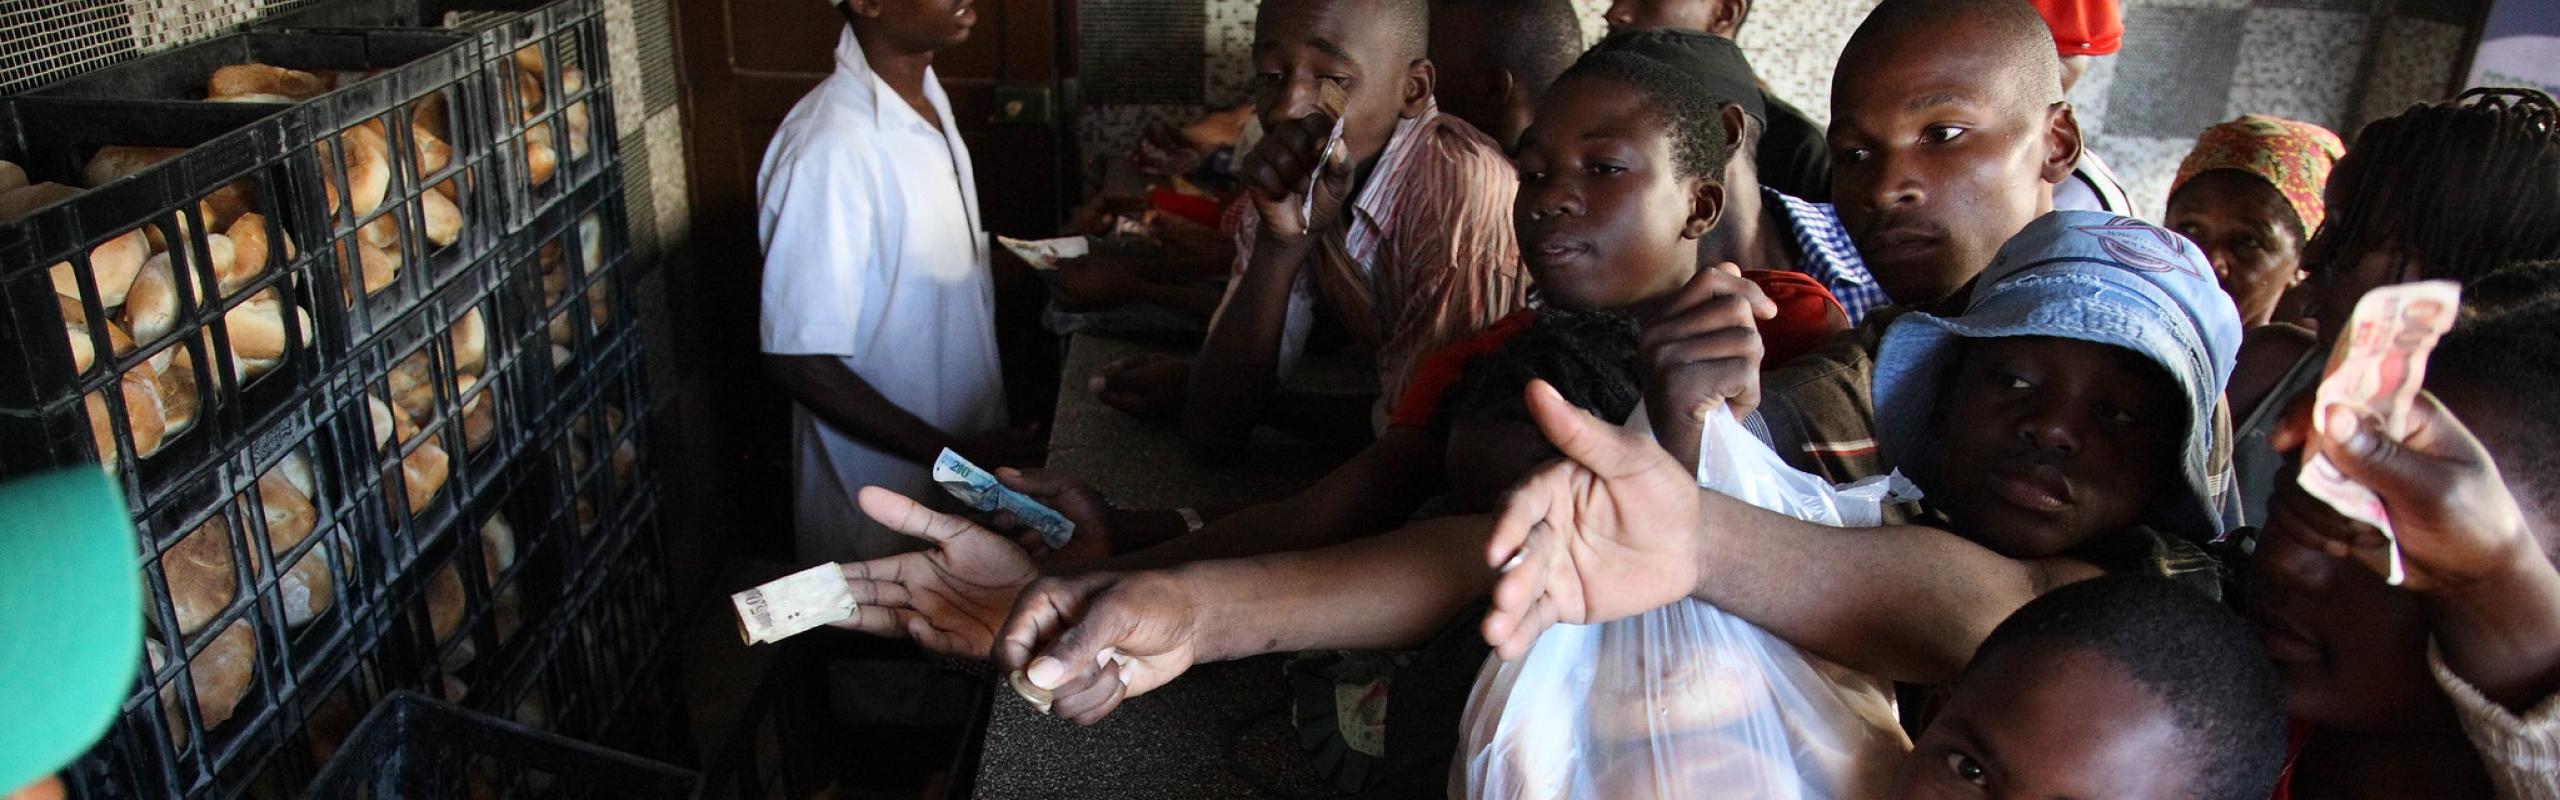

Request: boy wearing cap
left=1481, top=210, right=2246, bottom=688
left=0, top=469, right=144, bottom=800
left=757, top=0, right=1042, bottom=562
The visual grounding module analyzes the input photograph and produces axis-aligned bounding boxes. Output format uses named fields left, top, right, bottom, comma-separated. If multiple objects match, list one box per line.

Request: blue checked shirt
left=1769, top=188, right=1885, bottom=324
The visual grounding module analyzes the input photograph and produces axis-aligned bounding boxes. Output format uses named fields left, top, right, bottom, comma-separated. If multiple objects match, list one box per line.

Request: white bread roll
left=207, top=63, right=328, bottom=101
left=515, top=68, right=544, bottom=116
left=512, top=46, right=547, bottom=78
left=426, top=561, right=466, bottom=645
left=402, top=436, right=450, bottom=514
left=122, top=252, right=178, bottom=344
left=358, top=208, right=402, bottom=251
left=413, top=92, right=451, bottom=146
left=420, top=187, right=462, bottom=247
left=389, top=350, right=436, bottom=426
left=481, top=514, right=517, bottom=585
left=0, top=159, right=24, bottom=193
left=200, top=180, right=254, bottom=231
left=524, top=140, right=558, bottom=187
left=347, top=240, right=398, bottom=296
left=323, top=128, right=390, bottom=219
left=278, top=544, right=334, bottom=629
left=450, top=307, right=488, bottom=378
left=202, top=233, right=238, bottom=293
left=413, top=121, right=452, bottom=178
left=585, top=280, right=611, bottom=328
left=117, top=365, right=168, bottom=459
left=164, top=516, right=238, bottom=636
left=1589, top=653, right=1767, bottom=745
left=367, top=395, right=396, bottom=449
left=550, top=343, right=571, bottom=368
left=221, top=214, right=270, bottom=294
left=49, top=229, right=152, bottom=307
left=85, top=392, right=117, bottom=474
left=1590, top=734, right=1800, bottom=800
left=257, top=471, right=315, bottom=550
left=562, top=68, right=591, bottom=160
left=222, top=287, right=295, bottom=361
left=168, top=618, right=259, bottom=748
left=578, top=214, right=603, bottom=275
left=278, top=451, right=314, bottom=498
left=458, top=376, right=495, bottom=451
left=152, top=348, right=199, bottom=444
left=82, top=146, right=183, bottom=189
left=0, top=182, right=80, bottom=221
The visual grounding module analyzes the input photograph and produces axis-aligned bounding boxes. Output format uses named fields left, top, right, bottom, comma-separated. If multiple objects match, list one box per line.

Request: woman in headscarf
left=2165, top=114, right=2346, bottom=328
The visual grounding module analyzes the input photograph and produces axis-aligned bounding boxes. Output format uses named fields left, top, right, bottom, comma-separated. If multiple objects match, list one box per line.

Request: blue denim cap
left=1872, top=211, right=2243, bottom=541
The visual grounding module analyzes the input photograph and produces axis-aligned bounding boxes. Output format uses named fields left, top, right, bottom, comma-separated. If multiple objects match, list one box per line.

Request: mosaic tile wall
left=1080, top=0, right=2480, bottom=221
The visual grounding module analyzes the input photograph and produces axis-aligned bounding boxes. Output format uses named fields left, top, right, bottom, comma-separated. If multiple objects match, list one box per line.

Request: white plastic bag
left=1454, top=405, right=1915, bottom=799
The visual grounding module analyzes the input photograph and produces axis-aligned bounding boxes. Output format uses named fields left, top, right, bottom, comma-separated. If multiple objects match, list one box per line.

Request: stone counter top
left=969, top=334, right=1372, bottom=799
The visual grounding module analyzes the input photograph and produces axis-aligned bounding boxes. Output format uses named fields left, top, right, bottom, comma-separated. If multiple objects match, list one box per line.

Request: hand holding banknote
left=2275, top=392, right=2537, bottom=595
left=979, top=467, right=1118, bottom=565
left=2298, top=281, right=2460, bottom=584
left=995, top=571, right=1203, bottom=725
left=821, top=487, right=1040, bottom=658
left=1236, top=83, right=1352, bottom=244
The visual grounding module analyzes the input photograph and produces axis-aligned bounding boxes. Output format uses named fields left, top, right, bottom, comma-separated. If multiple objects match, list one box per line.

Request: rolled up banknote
left=1299, top=82, right=1348, bottom=223
left=934, top=448, right=1076, bottom=549
left=732, top=562, right=858, bottom=645
left=1008, top=648, right=1138, bottom=714
left=2298, top=280, right=2460, bottom=585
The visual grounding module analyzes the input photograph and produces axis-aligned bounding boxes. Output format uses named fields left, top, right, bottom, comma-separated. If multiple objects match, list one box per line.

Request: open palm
left=833, top=487, right=1040, bottom=659
left=1481, top=381, right=1708, bottom=661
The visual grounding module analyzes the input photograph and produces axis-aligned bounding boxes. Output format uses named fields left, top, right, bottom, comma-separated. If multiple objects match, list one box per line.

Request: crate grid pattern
left=0, top=3, right=668, bottom=797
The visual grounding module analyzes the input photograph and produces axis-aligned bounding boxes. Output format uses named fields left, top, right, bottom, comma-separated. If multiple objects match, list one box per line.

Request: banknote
left=2298, top=280, right=2460, bottom=585
left=934, top=448, right=1076, bottom=549
left=1007, top=648, right=1137, bottom=714
left=732, top=562, right=859, bottom=645
left=996, top=235, right=1089, bottom=270
left=1300, top=82, right=1348, bottom=223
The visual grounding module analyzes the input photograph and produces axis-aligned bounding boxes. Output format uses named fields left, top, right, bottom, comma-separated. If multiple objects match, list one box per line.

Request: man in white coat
left=757, top=0, right=1041, bottom=563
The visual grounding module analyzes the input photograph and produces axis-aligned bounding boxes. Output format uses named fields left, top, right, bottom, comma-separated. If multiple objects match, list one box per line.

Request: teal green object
left=0, top=468, right=141, bottom=794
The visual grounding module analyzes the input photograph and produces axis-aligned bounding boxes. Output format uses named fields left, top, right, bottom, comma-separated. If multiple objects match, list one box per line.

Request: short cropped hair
left=1968, top=574, right=2288, bottom=800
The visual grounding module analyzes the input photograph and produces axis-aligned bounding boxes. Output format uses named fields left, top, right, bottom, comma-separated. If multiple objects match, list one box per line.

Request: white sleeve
left=757, top=135, right=874, bottom=357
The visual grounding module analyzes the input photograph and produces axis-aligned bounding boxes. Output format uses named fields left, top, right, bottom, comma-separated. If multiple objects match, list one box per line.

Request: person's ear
left=1403, top=58, right=1437, bottom=120
left=1718, top=103, right=1747, bottom=153
left=1683, top=178, right=1726, bottom=240
left=1489, top=68, right=1516, bottom=105
left=845, top=0, right=885, bottom=20
left=1708, top=0, right=1749, bottom=38
left=2040, top=101, right=2085, bottom=186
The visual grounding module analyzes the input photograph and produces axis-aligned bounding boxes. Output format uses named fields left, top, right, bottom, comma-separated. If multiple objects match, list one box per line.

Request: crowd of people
left=752, top=0, right=2560, bottom=796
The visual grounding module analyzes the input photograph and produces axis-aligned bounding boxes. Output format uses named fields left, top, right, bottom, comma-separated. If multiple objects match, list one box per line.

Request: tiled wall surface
left=1081, top=0, right=2479, bottom=221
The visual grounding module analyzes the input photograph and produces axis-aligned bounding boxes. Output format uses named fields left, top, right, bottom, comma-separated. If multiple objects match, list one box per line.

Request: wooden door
left=673, top=0, right=1072, bottom=554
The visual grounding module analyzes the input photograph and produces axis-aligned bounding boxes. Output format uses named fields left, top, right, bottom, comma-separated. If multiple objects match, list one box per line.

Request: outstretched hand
left=828, top=487, right=1039, bottom=659
left=2272, top=391, right=2537, bottom=593
left=992, top=571, right=1204, bottom=725
left=1480, top=380, right=1708, bottom=661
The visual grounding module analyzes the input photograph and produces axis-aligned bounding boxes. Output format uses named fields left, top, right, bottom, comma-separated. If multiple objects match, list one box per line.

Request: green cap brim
left=0, top=467, right=142, bottom=792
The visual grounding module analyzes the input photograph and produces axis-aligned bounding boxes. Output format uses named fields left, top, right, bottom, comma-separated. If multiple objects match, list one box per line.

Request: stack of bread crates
left=0, top=0, right=675, bottom=796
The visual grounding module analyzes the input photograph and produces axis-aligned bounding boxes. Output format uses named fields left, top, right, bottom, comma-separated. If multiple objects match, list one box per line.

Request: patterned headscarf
left=2172, top=115, right=2347, bottom=238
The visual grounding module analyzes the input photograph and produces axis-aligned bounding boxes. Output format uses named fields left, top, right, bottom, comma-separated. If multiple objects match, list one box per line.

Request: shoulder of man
left=1756, top=309, right=1900, bottom=483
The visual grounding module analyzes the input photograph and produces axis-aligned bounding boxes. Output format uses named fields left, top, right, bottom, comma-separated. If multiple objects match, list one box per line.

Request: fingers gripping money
left=2299, top=281, right=2461, bottom=584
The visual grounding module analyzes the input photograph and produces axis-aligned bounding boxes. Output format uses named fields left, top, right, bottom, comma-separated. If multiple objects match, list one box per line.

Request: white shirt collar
left=827, top=26, right=944, bottom=130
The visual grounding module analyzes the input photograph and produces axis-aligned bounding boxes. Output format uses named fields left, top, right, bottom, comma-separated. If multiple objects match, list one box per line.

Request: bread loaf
left=0, top=182, right=79, bottom=221
left=578, top=214, right=603, bottom=275
left=1588, top=654, right=1766, bottom=745
left=413, top=121, right=453, bottom=178
left=0, top=158, right=24, bottom=193
left=323, top=128, right=390, bottom=218
left=50, top=229, right=152, bottom=310
left=152, top=348, right=199, bottom=442
left=201, top=180, right=254, bottom=232
left=459, top=376, right=495, bottom=451
left=403, top=436, right=451, bottom=514
left=85, top=392, right=116, bottom=473
left=562, top=68, right=591, bottom=161
left=515, top=68, right=544, bottom=116
left=512, top=46, right=547, bottom=78
left=390, top=350, right=438, bottom=426
left=164, top=516, right=239, bottom=636
left=207, top=63, right=328, bottom=101
left=359, top=208, right=402, bottom=250
left=203, top=232, right=239, bottom=292
left=117, top=365, right=169, bottom=459
left=123, top=252, right=178, bottom=344
left=347, top=240, right=399, bottom=296
left=258, top=472, right=315, bottom=550
left=221, top=214, right=269, bottom=294
left=82, top=146, right=183, bottom=189
left=524, top=140, right=558, bottom=187
left=413, top=92, right=451, bottom=147
left=152, top=618, right=258, bottom=749
left=426, top=561, right=466, bottom=646
left=223, top=288, right=295, bottom=361
left=450, top=307, right=488, bottom=378
left=421, top=187, right=463, bottom=247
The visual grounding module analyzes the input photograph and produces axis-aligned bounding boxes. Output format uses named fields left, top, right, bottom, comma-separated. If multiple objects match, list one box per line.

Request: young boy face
left=1932, top=337, right=2182, bottom=559
left=1828, top=16, right=2076, bottom=307
left=1512, top=73, right=1719, bottom=317
left=1250, top=0, right=1424, bottom=173
left=1888, top=646, right=2192, bottom=800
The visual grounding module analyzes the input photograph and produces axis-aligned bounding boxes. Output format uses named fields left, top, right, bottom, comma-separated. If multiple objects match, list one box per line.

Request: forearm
left=2431, top=555, right=2560, bottom=711
left=1687, top=491, right=2072, bottom=684
left=764, top=355, right=957, bottom=464
left=1184, top=237, right=1313, bottom=456
left=1125, top=281, right=1227, bottom=317
left=1182, top=513, right=1496, bottom=661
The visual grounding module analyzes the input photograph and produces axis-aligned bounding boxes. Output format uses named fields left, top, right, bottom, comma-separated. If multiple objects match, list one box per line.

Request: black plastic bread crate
left=517, top=174, right=633, bottom=397
left=535, top=333, right=646, bottom=577
left=60, top=385, right=388, bottom=800
left=256, top=0, right=618, bottom=226
left=371, top=474, right=573, bottom=715
left=306, top=690, right=699, bottom=798
left=28, top=29, right=511, bottom=353
left=0, top=97, right=335, bottom=513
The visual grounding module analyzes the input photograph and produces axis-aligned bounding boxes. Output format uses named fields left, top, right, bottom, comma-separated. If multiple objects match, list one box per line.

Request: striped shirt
left=2433, top=645, right=2560, bottom=800
left=1770, top=188, right=1887, bottom=325
left=1227, top=108, right=1529, bottom=410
